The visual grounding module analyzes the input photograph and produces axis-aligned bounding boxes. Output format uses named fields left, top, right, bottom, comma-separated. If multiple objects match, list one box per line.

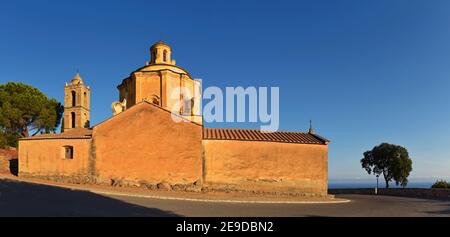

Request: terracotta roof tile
left=203, top=128, right=329, bottom=145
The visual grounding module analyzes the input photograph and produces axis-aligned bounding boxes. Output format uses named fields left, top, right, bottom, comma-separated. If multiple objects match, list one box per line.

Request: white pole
left=375, top=175, right=379, bottom=195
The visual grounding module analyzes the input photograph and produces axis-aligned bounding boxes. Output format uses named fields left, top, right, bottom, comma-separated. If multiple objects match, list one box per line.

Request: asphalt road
left=1, top=179, right=449, bottom=217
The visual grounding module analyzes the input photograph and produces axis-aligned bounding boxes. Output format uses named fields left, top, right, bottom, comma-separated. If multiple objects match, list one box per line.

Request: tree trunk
left=21, top=127, right=29, bottom=137
left=383, top=172, right=389, bottom=188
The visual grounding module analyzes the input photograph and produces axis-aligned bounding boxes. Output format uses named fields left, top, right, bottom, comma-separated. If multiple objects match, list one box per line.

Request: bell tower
left=64, top=72, right=90, bottom=131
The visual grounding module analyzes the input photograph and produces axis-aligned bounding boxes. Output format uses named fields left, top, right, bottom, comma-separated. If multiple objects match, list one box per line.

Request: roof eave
left=309, top=133, right=331, bottom=145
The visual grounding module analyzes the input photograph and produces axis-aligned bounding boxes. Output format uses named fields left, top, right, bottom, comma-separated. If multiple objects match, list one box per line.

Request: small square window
left=63, top=146, right=74, bottom=159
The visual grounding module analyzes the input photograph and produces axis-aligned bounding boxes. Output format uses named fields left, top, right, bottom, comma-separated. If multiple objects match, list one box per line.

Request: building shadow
left=0, top=179, right=180, bottom=217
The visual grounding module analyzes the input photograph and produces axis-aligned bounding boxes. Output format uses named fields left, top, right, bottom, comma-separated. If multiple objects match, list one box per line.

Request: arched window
left=71, top=112, right=76, bottom=128
left=83, top=92, right=87, bottom=107
left=71, top=91, right=76, bottom=107
left=163, top=50, right=167, bottom=62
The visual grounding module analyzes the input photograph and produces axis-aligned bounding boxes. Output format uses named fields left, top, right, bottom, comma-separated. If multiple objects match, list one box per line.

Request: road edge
left=0, top=175, right=351, bottom=204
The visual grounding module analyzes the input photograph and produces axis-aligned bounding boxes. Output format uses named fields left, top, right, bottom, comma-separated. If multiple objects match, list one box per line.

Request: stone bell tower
left=64, top=72, right=90, bottom=131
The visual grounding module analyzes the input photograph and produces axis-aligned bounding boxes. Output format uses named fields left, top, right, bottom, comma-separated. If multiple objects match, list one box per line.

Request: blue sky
left=1, top=0, right=450, bottom=182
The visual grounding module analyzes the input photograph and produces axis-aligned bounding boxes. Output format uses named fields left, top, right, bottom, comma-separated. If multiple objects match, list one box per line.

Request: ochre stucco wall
left=17, top=102, right=328, bottom=195
left=203, top=140, right=328, bottom=195
left=18, top=138, right=92, bottom=177
left=92, top=102, right=203, bottom=186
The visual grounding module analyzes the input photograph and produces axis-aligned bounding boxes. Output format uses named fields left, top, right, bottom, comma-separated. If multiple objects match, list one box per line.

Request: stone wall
left=329, top=188, right=450, bottom=200
left=202, top=140, right=328, bottom=196
left=0, top=148, right=18, bottom=174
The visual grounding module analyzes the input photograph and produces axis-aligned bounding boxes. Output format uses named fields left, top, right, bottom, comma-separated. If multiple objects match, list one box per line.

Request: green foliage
left=0, top=82, right=63, bottom=147
left=0, top=131, right=19, bottom=148
left=361, top=143, right=413, bottom=188
left=0, top=131, right=6, bottom=148
left=431, top=180, right=449, bottom=189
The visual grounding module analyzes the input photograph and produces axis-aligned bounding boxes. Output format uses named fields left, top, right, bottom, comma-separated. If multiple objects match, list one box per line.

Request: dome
left=150, top=40, right=171, bottom=49
left=71, top=72, right=83, bottom=85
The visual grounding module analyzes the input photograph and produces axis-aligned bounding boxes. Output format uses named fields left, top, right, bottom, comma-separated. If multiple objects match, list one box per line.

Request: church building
left=18, top=42, right=330, bottom=196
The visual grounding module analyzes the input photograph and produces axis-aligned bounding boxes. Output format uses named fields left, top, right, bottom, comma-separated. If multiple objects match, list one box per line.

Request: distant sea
left=328, top=181, right=434, bottom=189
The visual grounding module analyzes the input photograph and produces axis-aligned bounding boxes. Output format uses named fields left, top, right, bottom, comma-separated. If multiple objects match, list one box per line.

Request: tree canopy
left=0, top=82, right=63, bottom=147
left=361, top=143, right=413, bottom=188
